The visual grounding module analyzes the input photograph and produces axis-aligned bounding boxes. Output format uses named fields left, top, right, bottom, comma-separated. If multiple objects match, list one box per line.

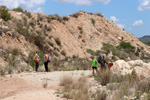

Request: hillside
left=0, top=6, right=150, bottom=71
left=140, top=35, right=150, bottom=42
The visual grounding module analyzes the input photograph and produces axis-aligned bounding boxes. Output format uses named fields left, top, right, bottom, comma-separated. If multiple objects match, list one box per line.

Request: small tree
left=119, top=41, right=133, bottom=49
left=12, top=7, right=24, bottom=12
left=91, top=18, right=96, bottom=25
left=0, top=9, right=11, bottom=21
left=54, top=38, right=61, bottom=46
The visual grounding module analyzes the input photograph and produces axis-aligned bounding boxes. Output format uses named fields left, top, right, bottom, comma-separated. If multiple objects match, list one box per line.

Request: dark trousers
left=36, top=62, right=39, bottom=72
left=100, top=62, right=106, bottom=70
left=44, top=62, right=49, bottom=72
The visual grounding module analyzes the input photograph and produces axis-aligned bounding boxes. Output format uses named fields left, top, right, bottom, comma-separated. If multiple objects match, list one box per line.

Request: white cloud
left=110, top=16, right=119, bottom=23
left=55, top=0, right=111, bottom=5
left=117, top=24, right=125, bottom=29
left=0, top=0, right=46, bottom=11
left=33, top=7, right=44, bottom=13
left=110, top=16, right=125, bottom=29
left=133, top=20, right=143, bottom=26
left=138, top=0, right=150, bottom=11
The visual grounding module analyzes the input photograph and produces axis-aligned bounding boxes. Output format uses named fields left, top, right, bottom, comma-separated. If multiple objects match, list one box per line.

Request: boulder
left=111, top=60, right=132, bottom=75
left=128, top=60, right=143, bottom=68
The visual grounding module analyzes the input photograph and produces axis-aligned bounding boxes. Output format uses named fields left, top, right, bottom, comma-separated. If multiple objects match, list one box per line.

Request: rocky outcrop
left=112, top=60, right=150, bottom=80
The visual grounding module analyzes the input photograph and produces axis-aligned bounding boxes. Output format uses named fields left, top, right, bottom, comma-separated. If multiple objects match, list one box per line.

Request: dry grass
left=91, top=90, right=107, bottom=100
left=97, top=70, right=112, bottom=86
left=60, top=76, right=90, bottom=100
left=42, top=78, right=48, bottom=88
left=96, top=69, right=150, bottom=100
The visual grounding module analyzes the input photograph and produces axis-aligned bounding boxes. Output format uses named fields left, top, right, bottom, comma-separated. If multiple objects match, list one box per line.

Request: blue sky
left=0, top=0, right=150, bottom=38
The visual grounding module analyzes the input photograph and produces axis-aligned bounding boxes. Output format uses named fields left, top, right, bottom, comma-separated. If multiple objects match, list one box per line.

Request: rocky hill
left=0, top=6, right=150, bottom=71
left=140, top=35, right=150, bottom=42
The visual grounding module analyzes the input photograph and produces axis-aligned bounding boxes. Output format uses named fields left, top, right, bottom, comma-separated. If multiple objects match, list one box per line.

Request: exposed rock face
left=111, top=60, right=132, bottom=75
left=0, top=11, right=150, bottom=59
left=0, top=10, right=150, bottom=72
left=112, top=60, right=150, bottom=80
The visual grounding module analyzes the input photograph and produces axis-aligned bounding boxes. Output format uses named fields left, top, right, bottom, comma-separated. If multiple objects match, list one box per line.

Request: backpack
left=33, top=56, right=35, bottom=61
left=98, top=56, right=102, bottom=63
left=48, top=56, right=51, bottom=62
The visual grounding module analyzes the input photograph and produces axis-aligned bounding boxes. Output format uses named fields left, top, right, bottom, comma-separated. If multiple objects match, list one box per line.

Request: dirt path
left=0, top=70, right=91, bottom=100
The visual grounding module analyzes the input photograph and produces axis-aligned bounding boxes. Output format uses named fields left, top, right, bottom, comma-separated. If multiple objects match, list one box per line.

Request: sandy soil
left=0, top=70, right=91, bottom=100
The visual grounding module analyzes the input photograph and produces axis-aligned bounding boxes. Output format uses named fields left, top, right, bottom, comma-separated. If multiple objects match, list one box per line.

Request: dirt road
left=0, top=70, right=91, bottom=100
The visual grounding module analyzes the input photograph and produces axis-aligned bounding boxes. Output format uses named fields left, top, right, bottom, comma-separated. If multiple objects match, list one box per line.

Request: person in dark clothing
left=44, top=52, right=49, bottom=72
left=98, top=54, right=106, bottom=70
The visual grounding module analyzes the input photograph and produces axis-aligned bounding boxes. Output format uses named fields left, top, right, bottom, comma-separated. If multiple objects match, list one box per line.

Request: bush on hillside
left=12, top=7, right=24, bottom=12
left=48, top=41, right=54, bottom=47
left=22, top=16, right=27, bottom=26
left=54, top=38, right=61, bottom=46
left=0, top=6, right=7, bottom=10
left=101, top=43, right=114, bottom=53
left=95, top=13, right=103, bottom=17
left=86, top=49, right=97, bottom=55
left=63, top=16, right=69, bottom=21
left=25, top=12, right=32, bottom=18
left=0, top=8, right=11, bottom=21
left=118, top=41, right=133, bottom=49
left=61, top=50, right=66, bottom=56
left=47, top=14, right=63, bottom=22
left=91, top=18, right=96, bottom=25
left=72, top=12, right=80, bottom=18
left=34, top=35, right=45, bottom=50
left=12, top=49, right=19, bottom=55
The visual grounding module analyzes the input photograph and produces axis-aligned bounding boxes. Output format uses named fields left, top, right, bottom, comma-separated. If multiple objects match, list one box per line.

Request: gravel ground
left=0, top=70, right=91, bottom=100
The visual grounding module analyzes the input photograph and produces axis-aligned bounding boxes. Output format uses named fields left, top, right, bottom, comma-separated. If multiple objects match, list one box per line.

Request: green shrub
left=12, top=49, right=19, bottom=55
left=48, top=42, right=54, bottom=47
left=34, top=35, right=45, bottom=50
left=47, top=27, right=51, bottom=31
left=86, top=49, right=97, bottom=55
left=61, top=50, right=66, bottom=56
left=119, top=41, right=133, bottom=49
left=63, top=16, right=69, bottom=21
left=95, top=13, right=103, bottom=17
left=29, top=21, right=35, bottom=27
left=0, top=8, right=11, bottom=21
left=25, top=12, right=32, bottom=18
left=22, top=17, right=27, bottom=26
left=54, top=38, right=61, bottom=46
left=53, top=51, right=59, bottom=57
left=0, top=6, right=7, bottom=10
left=12, top=7, right=24, bottom=12
left=47, top=14, right=63, bottom=22
left=72, top=12, right=80, bottom=18
left=17, top=26, right=29, bottom=36
left=91, top=18, right=96, bottom=25
left=101, top=43, right=114, bottom=53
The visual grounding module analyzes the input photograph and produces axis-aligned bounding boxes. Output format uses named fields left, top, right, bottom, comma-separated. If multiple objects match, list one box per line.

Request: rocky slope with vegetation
left=0, top=6, right=150, bottom=73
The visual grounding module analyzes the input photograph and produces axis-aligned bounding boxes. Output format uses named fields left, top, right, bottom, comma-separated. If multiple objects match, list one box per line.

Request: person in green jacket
left=90, top=56, right=98, bottom=74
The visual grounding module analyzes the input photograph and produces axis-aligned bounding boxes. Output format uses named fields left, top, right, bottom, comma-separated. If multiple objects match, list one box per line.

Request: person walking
left=102, top=52, right=112, bottom=69
left=90, top=56, right=98, bottom=74
left=44, top=52, right=49, bottom=72
left=35, top=50, right=40, bottom=72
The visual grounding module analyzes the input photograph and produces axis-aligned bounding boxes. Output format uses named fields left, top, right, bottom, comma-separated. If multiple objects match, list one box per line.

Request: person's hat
left=36, top=50, right=40, bottom=52
left=105, top=52, right=108, bottom=54
left=90, top=56, right=94, bottom=59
